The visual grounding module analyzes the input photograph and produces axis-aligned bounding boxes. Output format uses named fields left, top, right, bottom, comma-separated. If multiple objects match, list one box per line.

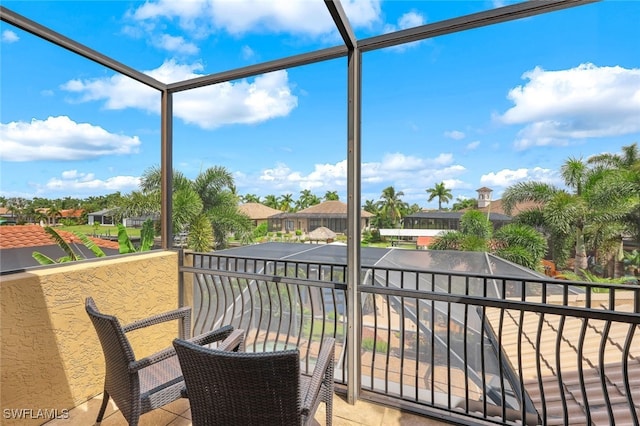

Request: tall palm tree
left=377, top=186, right=407, bottom=228
left=243, top=194, right=261, bottom=204
left=426, top=182, right=453, bottom=211
left=502, top=157, right=614, bottom=273
left=279, top=194, right=294, bottom=212
left=263, top=194, right=279, bottom=209
left=297, top=189, right=319, bottom=210
left=588, top=142, right=640, bottom=243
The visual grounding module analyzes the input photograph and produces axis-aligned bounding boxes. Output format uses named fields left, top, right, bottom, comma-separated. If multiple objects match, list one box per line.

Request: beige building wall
left=0, top=251, right=180, bottom=425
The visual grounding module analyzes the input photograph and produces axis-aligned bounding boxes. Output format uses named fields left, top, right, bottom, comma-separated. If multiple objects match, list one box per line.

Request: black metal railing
left=180, top=251, right=640, bottom=426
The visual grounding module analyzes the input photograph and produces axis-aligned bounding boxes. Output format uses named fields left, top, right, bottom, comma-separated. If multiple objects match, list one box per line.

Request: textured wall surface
left=0, top=251, right=180, bottom=425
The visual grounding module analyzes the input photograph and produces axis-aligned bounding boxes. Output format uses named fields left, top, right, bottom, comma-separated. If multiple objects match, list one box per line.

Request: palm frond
left=32, top=251, right=56, bottom=265
left=43, top=226, right=80, bottom=261
left=72, top=231, right=106, bottom=258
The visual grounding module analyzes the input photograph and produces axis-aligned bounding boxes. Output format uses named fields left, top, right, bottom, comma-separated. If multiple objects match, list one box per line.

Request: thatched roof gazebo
left=308, top=226, right=336, bottom=243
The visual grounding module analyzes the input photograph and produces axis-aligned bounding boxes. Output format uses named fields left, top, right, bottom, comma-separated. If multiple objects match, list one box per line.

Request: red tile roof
left=0, top=225, right=119, bottom=250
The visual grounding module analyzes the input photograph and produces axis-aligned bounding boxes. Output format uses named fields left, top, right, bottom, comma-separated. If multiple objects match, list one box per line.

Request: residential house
left=238, top=202, right=281, bottom=227
left=87, top=208, right=117, bottom=226
left=268, top=200, right=373, bottom=234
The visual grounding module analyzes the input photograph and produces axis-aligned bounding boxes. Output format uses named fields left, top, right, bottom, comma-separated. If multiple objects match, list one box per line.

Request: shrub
left=362, top=337, right=388, bottom=353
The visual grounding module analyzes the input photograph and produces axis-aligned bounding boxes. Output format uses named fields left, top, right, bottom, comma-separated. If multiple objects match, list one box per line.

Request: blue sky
left=1, top=0, right=639, bottom=209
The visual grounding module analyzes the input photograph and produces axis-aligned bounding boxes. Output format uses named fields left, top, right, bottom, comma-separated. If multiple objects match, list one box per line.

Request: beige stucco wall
left=0, top=251, right=180, bottom=425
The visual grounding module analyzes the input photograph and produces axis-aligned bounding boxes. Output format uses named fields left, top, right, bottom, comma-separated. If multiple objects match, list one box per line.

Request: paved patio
left=44, top=392, right=450, bottom=426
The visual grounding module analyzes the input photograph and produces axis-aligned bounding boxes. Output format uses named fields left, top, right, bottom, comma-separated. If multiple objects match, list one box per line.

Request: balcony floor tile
left=46, top=393, right=450, bottom=426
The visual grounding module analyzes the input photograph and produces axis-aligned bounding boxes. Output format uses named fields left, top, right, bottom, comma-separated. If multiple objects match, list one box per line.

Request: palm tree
left=135, top=165, right=251, bottom=250
left=47, top=205, right=62, bottom=226
left=324, top=191, right=339, bottom=201
left=243, top=194, right=261, bottom=204
left=297, top=189, right=319, bottom=210
left=377, top=186, right=407, bottom=228
left=588, top=142, right=640, bottom=243
left=452, top=197, right=477, bottom=211
left=279, top=193, right=294, bottom=212
left=263, top=194, right=279, bottom=209
left=502, top=156, right=617, bottom=273
left=426, top=182, right=453, bottom=211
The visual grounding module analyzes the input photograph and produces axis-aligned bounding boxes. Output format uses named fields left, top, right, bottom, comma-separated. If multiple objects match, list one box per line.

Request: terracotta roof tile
left=0, top=225, right=120, bottom=250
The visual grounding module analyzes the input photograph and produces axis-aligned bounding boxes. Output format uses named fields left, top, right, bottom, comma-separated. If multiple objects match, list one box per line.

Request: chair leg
left=96, top=391, right=110, bottom=424
left=325, top=386, right=333, bottom=426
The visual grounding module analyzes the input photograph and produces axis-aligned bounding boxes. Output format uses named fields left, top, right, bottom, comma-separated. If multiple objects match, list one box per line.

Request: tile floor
left=45, top=393, right=450, bottom=426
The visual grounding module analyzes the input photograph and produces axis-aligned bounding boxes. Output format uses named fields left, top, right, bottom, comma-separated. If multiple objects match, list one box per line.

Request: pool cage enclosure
left=0, top=0, right=599, bottom=404
left=192, top=242, right=585, bottom=420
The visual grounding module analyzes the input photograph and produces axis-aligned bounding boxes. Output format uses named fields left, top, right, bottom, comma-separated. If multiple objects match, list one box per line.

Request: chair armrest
left=129, top=346, right=178, bottom=373
left=123, top=306, right=192, bottom=336
left=187, top=325, right=243, bottom=351
left=129, top=326, right=240, bottom=373
left=216, top=329, right=245, bottom=352
left=301, top=337, right=335, bottom=416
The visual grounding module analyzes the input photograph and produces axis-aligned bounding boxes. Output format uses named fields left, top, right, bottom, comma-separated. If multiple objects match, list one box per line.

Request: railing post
left=179, top=249, right=194, bottom=338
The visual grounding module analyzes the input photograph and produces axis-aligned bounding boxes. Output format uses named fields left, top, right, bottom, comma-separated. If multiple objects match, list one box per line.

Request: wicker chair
left=85, top=297, right=242, bottom=425
left=173, top=336, right=335, bottom=426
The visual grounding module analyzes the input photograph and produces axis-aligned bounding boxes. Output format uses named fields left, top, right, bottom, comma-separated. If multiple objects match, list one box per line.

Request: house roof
left=0, top=225, right=119, bottom=250
left=238, top=203, right=281, bottom=220
left=272, top=200, right=374, bottom=218
left=405, top=211, right=512, bottom=221
left=0, top=225, right=121, bottom=272
left=473, top=199, right=541, bottom=216
left=88, top=208, right=117, bottom=216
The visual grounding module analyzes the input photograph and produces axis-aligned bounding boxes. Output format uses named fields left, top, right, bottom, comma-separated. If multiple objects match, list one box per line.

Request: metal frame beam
left=0, top=6, right=166, bottom=91
left=325, top=0, right=357, bottom=49
left=345, top=46, right=362, bottom=404
left=358, top=0, right=599, bottom=52
left=160, top=90, right=173, bottom=250
left=168, top=46, right=347, bottom=93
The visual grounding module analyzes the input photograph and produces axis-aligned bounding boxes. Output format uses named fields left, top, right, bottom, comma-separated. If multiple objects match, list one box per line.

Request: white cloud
left=498, top=63, right=640, bottom=149
left=241, top=45, right=256, bottom=60
left=61, top=60, right=298, bottom=129
left=444, top=130, right=465, bottom=140
left=0, top=116, right=141, bottom=161
left=155, top=34, right=199, bottom=55
left=131, top=0, right=381, bottom=37
left=383, top=11, right=426, bottom=51
left=239, top=152, right=466, bottom=204
left=398, top=11, right=425, bottom=29
left=44, top=173, right=140, bottom=193
left=466, top=141, right=480, bottom=150
left=2, top=30, right=19, bottom=43
left=480, top=167, right=557, bottom=188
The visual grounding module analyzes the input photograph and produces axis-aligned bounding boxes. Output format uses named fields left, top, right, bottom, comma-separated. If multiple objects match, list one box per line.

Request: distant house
left=0, top=225, right=120, bottom=272
left=238, top=203, right=281, bottom=227
left=402, top=187, right=513, bottom=240
left=87, top=208, right=117, bottom=226
left=268, top=200, right=373, bottom=234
